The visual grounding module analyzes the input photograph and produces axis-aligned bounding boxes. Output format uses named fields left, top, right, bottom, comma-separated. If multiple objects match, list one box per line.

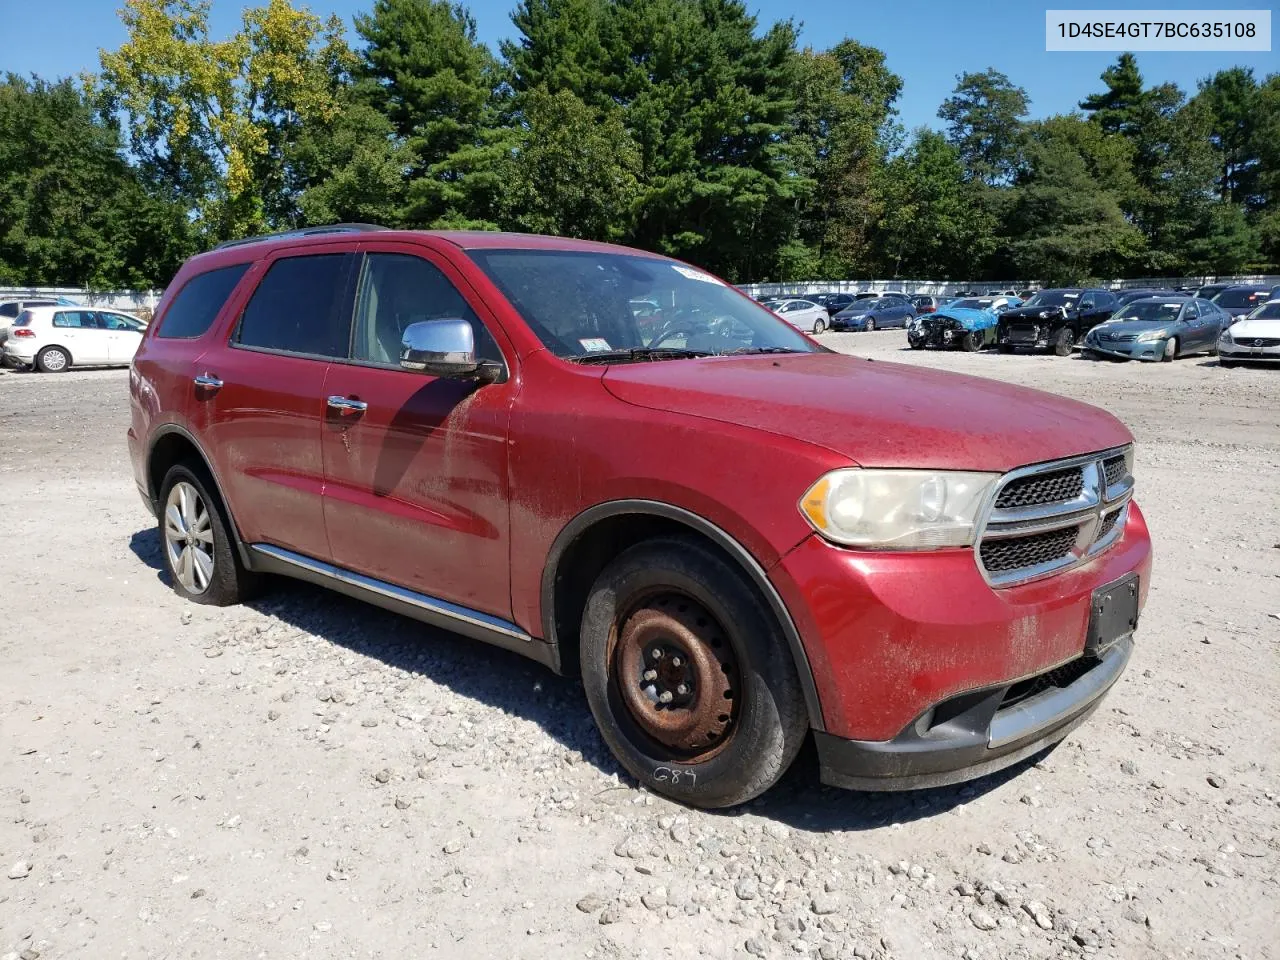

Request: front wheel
left=907, top=335, right=925, bottom=350
left=812, top=318, right=826, bottom=335
left=961, top=331, right=983, bottom=352
left=1161, top=337, right=1179, bottom=362
left=865, top=318, right=876, bottom=332
left=579, top=537, right=808, bottom=809
left=1051, top=328, right=1075, bottom=357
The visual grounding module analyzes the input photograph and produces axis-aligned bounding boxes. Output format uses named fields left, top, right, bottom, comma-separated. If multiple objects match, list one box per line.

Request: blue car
left=830, top=294, right=916, bottom=331
left=907, top=296, right=1022, bottom=351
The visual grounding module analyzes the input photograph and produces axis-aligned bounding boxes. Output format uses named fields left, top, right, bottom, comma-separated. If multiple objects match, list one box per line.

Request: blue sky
left=1, top=0, right=1275, bottom=131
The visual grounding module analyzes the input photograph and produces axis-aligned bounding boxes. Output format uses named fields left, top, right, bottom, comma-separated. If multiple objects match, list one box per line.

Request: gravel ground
left=1, top=336, right=1277, bottom=960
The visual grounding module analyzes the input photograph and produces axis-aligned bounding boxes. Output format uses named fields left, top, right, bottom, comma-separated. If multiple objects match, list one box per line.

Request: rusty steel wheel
left=611, top=594, right=740, bottom=760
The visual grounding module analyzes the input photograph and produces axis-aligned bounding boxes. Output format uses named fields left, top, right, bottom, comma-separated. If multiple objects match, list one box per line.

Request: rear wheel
left=1161, top=337, right=1179, bottom=362
left=1051, top=328, right=1074, bottom=357
left=35, top=346, right=70, bottom=373
left=159, top=462, right=260, bottom=606
left=579, top=536, right=808, bottom=808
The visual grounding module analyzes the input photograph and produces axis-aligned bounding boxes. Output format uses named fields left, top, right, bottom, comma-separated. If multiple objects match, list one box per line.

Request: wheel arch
left=541, top=499, right=825, bottom=731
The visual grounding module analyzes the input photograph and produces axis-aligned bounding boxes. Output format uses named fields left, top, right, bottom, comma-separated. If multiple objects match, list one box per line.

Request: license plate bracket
left=1087, top=573, right=1140, bottom=656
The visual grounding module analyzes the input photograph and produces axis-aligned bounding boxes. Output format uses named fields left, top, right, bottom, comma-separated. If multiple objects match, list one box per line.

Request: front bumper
left=1219, top=340, right=1280, bottom=361
left=1084, top=339, right=1165, bottom=361
left=815, top=635, right=1131, bottom=790
left=911, top=322, right=985, bottom=349
left=830, top=318, right=867, bottom=331
left=770, top=502, right=1151, bottom=789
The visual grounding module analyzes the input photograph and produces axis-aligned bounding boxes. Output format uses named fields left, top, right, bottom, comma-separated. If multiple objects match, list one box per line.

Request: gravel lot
left=1, top=336, right=1277, bottom=960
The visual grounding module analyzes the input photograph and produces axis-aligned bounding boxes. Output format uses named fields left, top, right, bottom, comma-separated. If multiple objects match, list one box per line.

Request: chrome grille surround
left=975, top=445, right=1134, bottom=588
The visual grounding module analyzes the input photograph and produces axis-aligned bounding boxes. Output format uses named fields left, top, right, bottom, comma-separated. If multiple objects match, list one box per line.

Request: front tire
left=36, top=346, right=70, bottom=373
left=1051, top=328, right=1075, bottom=357
left=159, top=462, right=259, bottom=606
left=812, top=318, right=826, bottom=335
left=579, top=536, right=808, bottom=809
left=961, top=331, right=983, bottom=352
left=1161, top=337, right=1179, bottom=362
left=865, top=318, right=876, bottom=332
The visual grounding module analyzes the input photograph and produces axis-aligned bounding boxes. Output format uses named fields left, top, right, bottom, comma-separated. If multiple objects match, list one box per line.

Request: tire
left=1161, top=337, right=1178, bottom=362
left=961, top=331, right=983, bottom=352
left=158, top=461, right=260, bottom=606
left=907, top=335, right=924, bottom=350
left=1051, top=328, right=1074, bottom=357
left=579, top=536, right=808, bottom=809
left=812, top=318, right=826, bottom=335
left=35, top=346, right=70, bottom=373
left=865, top=318, right=876, bottom=332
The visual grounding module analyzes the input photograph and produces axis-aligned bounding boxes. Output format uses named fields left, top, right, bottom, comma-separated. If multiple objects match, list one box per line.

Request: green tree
left=355, top=0, right=513, bottom=228
left=99, top=0, right=350, bottom=241
left=1192, top=67, right=1261, bottom=205
left=0, top=74, right=190, bottom=288
left=938, top=69, right=1029, bottom=186
left=1079, top=52, right=1148, bottom=137
left=1249, top=73, right=1280, bottom=265
left=1006, top=115, right=1144, bottom=283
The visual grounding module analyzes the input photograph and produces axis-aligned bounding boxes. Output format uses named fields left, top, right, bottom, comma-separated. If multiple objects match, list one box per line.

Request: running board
left=248, top=544, right=556, bottom=668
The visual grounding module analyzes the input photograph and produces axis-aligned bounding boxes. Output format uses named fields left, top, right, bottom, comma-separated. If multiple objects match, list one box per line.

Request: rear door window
left=52, top=310, right=100, bottom=328
left=157, top=263, right=251, bottom=339
left=234, top=254, right=354, bottom=358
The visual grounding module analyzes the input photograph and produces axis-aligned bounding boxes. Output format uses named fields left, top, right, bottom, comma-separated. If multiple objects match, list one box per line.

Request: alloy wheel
left=163, top=481, right=215, bottom=594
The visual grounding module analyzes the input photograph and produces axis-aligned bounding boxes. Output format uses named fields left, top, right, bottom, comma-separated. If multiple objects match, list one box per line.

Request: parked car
left=129, top=224, right=1151, bottom=808
left=1017, top=289, right=1038, bottom=300
left=1193, top=282, right=1233, bottom=302
left=996, top=288, right=1119, bottom=356
left=830, top=296, right=915, bottom=331
left=1210, top=284, right=1274, bottom=322
left=1114, top=288, right=1175, bottom=306
left=908, top=297, right=1022, bottom=352
left=1082, top=296, right=1224, bottom=362
left=2, top=305, right=147, bottom=371
left=1218, top=299, right=1280, bottom=367
left=817, top=292, right=858, bottom=317
left=762, top=298, right=831, bottom=334
left=0, top=298, right=60, bottom=346
left=910, top=294, right=941, bottom=314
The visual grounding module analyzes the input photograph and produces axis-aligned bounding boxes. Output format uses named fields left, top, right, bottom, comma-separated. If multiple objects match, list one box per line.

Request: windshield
left=1025, top=290, right=1079, bottom=307
left=1212, top=289, right=1266, bottom=308
left=951, top=298, right=995, bottom=310
left=468, top=249, right=820, bottom=360
left=1111, top=301, right=1183, bottom=322
left=1246, top=302, right=1280, bottom=320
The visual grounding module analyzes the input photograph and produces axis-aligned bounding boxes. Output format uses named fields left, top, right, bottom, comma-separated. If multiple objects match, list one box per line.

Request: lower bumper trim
left=815, top=636, right=1132, bottom=792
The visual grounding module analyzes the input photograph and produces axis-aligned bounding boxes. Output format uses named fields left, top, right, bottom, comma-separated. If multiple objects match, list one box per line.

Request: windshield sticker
left=671, top=264, right=721, bottom=285
left=1163, top=303, right=1182, bottom=308
left=579, top=337, right=612, bottom=352
left=1063, top=293, right=1079, bottom=299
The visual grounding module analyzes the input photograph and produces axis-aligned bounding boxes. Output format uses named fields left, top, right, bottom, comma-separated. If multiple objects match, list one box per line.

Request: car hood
left=1229, top=315, right=1280, bottom=338
left=834, top=307, right=871, bottom=319
left=1222, top=304, right=1261, bottom=316
left=1000, top=305, right=1073, bottom=322
left=923, top=307, right=996, bottom=331
left=1089, top=320, right=1176, bottom=338
left=600, top=352, right=1131, bottom=471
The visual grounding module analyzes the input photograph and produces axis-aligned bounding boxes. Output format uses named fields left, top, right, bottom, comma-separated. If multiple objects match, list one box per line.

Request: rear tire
left=36, top=346, right=70, bottom=373
left=158, top=462, right=260, bottom=606
left=579, top=536, right=808, bottom=809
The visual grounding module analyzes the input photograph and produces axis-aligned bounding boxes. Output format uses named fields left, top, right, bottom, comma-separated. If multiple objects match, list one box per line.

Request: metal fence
left=0, top=286, right=161, bottom=310
left=739, top=275, right=1280, bottom=299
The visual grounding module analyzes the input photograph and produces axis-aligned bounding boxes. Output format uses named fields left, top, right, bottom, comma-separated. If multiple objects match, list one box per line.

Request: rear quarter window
left=156, top=263, right=251, bottom=339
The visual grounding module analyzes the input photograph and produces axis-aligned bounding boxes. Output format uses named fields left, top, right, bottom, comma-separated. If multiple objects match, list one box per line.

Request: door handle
left=327, top=396, right=368, bottom=415
left=193, top=374, right=223, bottom=392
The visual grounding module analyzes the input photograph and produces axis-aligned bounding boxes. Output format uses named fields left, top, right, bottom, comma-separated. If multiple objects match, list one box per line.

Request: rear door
left=200, top=246, right=358, bottom=560
left=52, top=310, right=112, bottom=364
left=319, top=242, right=517, bottom=618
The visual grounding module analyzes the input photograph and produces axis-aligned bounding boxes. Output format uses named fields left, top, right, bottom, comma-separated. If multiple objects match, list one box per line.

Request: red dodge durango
left=127, top=225, right=1152, bottom=808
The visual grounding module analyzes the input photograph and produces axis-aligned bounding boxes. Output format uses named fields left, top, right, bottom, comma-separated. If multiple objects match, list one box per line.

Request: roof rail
left=213, top=223, right=390, bottom=251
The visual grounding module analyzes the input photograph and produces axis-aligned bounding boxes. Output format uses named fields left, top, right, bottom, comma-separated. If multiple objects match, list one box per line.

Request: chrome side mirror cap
left=400, top=319, right=480, bottom=378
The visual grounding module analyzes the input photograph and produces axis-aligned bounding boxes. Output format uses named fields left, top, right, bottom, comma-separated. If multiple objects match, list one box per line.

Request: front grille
left=1101, top=333, right=1138, bottom=342
left=995, top=466, right=1084, bottom=509
left=1008, top=325, right=1039, bottom=341
left=977, top=446, right=1134, bottom=587
left=980, top=527, right=1079, bottom=573
left=1103, top=455, right=1127, bottom=488
left=1000, top=656, right=1099, bottom=709
left=1237, top=336, right=1280, bottom=348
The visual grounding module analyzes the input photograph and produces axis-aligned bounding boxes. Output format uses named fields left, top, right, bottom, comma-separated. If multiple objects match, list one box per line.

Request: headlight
left=1219, top=330, right=1233, bottom=344
left=799, top=469, right=999, bottom=549
left=1038, top=310, right=1056, bottom=319
left=1135, top=330, right=1164, bottom=342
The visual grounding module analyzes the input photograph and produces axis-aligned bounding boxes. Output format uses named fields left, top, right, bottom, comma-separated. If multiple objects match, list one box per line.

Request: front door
left=199, top=248, right=358, bottom=560
left=320, top=245, right=517, bottom=619
left=99, top=311, right=147, bottom=363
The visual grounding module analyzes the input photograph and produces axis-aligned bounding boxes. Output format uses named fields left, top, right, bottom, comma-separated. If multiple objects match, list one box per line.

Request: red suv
left=128, top=225, right=1152, bottom=808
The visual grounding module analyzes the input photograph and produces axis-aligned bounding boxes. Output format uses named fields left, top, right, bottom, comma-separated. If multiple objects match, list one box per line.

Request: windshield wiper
left=720, top=346, right=805, bottom=356
left=566, top=347, right=714, bottom=365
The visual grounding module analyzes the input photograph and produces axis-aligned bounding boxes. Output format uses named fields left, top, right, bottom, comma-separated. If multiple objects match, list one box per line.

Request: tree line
left=1, top=0, right=1277, bottom=290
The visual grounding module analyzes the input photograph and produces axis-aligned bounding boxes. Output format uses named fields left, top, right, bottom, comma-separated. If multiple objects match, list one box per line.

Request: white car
left=1218, top=299, right=1280, bottom=367
left=2, top=305, right=147, bottom=372
left=762, top=298, right=831, bottom=334
left=0, top=298, right=61, bottom=346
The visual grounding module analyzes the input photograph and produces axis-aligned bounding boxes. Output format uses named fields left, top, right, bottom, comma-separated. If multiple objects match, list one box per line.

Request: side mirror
left=401, top=318, right=486, bottom=379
